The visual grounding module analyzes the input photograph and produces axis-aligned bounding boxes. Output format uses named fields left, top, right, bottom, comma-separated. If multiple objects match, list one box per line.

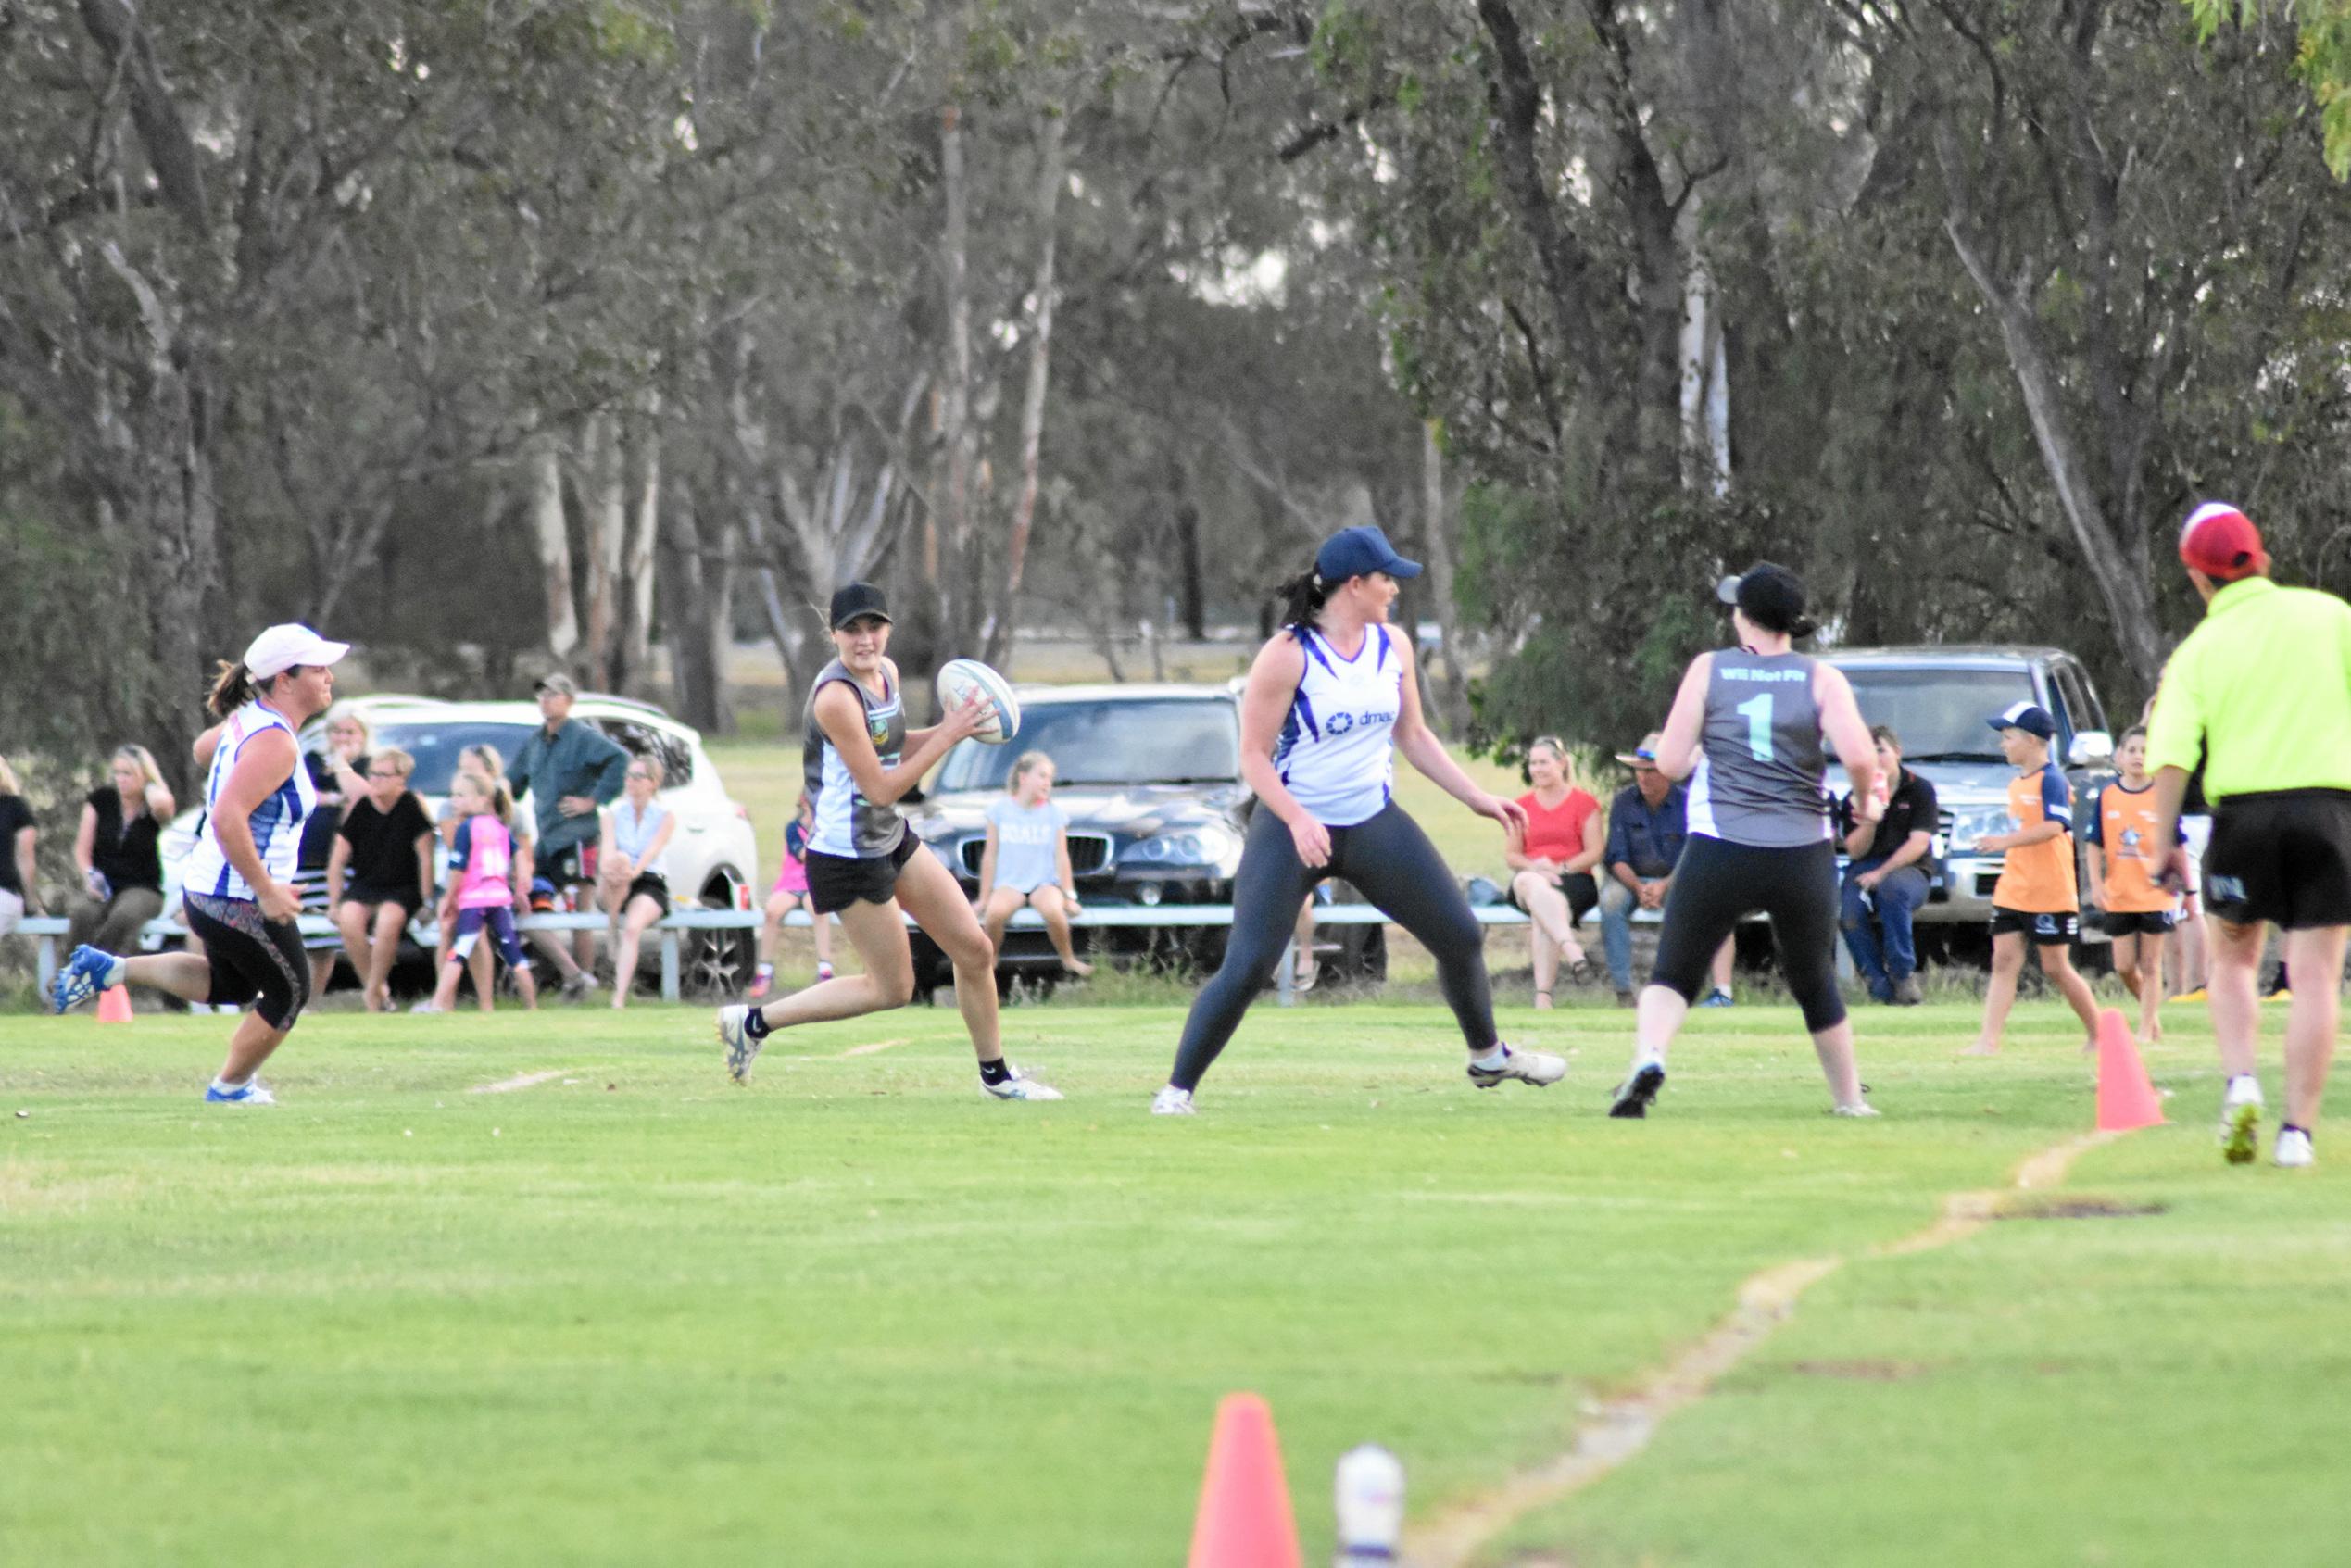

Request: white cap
left=242, top=623, right=350, bottom=681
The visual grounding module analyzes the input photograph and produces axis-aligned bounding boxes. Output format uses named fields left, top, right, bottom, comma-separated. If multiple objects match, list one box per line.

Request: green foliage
left=2190, top=0, right=2351, bottom=176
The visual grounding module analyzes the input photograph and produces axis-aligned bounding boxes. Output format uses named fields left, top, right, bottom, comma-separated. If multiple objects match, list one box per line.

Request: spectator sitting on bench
left=1836, top=725, right=1939, bottom=1007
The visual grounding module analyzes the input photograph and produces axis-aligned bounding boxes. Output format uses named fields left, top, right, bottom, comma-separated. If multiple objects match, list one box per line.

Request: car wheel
left=683, top=881, right=755, bottom=999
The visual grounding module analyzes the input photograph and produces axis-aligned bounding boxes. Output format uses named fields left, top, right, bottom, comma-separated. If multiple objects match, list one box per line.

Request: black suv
left=903, top=683, right=1382, bottom=995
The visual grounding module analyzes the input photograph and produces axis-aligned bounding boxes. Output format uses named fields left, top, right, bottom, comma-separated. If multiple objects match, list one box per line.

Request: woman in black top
left=0, top=754, right=41, bottom=940
left=327, top=746, right=434, bottom=1011
left=301, top=705, right=373, bottom=993
left=68, top=746, right=173, bottom=956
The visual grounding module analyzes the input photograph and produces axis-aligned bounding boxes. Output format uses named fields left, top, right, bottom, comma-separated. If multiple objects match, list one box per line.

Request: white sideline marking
left=836, top=1038, right=909, bottom=1059
left=467, top=1070, right=571, bottom=1096
left=1403, top=1130, right=2120, bottom=1568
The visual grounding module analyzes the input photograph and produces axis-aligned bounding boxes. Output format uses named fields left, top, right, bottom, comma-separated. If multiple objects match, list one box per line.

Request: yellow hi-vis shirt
left=2145, top=577, right=2351, bottom=802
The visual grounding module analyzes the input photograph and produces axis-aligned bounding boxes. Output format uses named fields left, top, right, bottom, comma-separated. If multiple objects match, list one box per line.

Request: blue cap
left=1988, top=701, right=2056, bottom=740
left=1315, top=525, right=1422, bottom=584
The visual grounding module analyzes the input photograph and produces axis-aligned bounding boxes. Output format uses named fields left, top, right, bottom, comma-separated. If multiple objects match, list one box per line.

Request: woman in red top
left=1509, top=736, right=1603, bottom=1006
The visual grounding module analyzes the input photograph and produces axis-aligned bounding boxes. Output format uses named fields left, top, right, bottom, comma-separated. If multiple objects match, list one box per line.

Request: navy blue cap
left=1988, top=701, right=2056, bottom=740
left=1315, top=525, right=1422, bottom=584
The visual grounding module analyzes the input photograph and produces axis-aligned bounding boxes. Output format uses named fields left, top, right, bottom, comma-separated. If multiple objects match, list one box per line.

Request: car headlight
left=1121, top=825, right=1240, bottom=867
left=1945, top=807, right=2014, bottom=854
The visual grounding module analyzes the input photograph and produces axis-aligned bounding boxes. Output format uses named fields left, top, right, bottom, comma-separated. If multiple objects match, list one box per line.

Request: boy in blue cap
left=1964, top=702, right=2101, bottom=1056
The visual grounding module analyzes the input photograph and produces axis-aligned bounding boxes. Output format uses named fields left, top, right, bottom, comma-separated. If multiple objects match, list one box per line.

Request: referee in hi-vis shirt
left=2147, top=503, right=2351, bottom=1169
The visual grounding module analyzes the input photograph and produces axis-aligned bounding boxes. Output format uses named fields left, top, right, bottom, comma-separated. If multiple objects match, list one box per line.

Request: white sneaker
left=1832, top=1100, right=1881, bottom=1118
left=1151, top=1085, right=1196, bottom=1116
left=2275, top=1128, right=2315, bottom=1168
left=2219, top=1077, right=2263, bottom=1165
left=980, top=1063, right=1062, bottom=1101
left=1466, top=1045, right=1566, bottom=1089
left=204, top=1079, right=276, bottom=1106
left=718, top=1005, right=761, bottom=1084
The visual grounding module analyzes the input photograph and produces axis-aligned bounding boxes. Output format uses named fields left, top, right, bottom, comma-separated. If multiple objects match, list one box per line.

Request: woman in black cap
left=715, top=583, right=1062, bottom=1100
left=1606, top=563, right=1883, bottom=1119
left=1150, top=525, right=1563, bottom=1114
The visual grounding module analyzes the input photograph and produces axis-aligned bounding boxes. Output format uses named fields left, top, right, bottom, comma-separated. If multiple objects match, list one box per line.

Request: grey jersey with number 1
left=803, top=659, right=908, bottom=859
left=1685, top=650, right=1831, bottom=847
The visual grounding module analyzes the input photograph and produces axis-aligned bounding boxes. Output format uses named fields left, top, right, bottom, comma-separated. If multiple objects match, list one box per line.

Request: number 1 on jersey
left=1736, top=693, right=1775, bottom=763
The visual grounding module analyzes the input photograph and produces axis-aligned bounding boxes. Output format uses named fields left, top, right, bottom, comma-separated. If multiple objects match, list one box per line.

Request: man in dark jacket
left=1837, top=725, right=1940, bottom=1006
left=509, top=673, right=628, bottom=997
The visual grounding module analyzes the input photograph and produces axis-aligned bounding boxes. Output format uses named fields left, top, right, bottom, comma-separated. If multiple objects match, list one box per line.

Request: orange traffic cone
left=2093, top=1008, right=2164, bottom=1132
left=95, top=985, right=133, bottom=1024
left=1188, top=1393, right=1301, bottom=1568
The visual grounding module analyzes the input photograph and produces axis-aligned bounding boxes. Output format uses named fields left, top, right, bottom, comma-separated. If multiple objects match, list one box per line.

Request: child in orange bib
left=2086, top=726, right=2184, bottom=1042
left=1967, top=702, right=2101, bottom=1056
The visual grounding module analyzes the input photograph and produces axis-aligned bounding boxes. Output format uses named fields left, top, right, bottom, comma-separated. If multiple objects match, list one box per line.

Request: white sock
left=1468, top=1044, right=1510, bottom=1070
left=209, top=1075, right=248, bottom=1094
left=2226, top=1073, right=2262, bottom=1104
left=100, top=954, right=128, bottom=987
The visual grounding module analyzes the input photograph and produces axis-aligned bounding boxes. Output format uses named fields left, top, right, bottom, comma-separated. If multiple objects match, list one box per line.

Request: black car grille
left=960, top=833, right=1113, bottom=878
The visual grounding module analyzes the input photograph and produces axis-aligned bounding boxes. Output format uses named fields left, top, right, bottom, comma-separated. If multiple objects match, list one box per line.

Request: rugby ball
left=937, top=658, right=1020, bottom=746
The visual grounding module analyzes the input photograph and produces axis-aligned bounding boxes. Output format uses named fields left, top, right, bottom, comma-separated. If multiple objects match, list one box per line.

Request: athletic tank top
left=182, top=700, right=316, bottom=901
left=804, top=659, right=908, bottom=859
left=1685, top=650, right=1831, bottom=848
left=1272, top=623, right=1402, bottom=829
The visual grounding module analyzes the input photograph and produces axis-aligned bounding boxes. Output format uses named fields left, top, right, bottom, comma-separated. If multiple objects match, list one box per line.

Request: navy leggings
left=1169, top=803, right=1499, bottom=1091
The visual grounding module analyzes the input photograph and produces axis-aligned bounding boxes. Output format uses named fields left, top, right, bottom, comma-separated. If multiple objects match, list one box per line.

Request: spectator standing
left=751, top=793, right=835, bottom=999
left=327, top=746, right=434, bottom=1011
left=67, top=746, right=173, bottom=957
left=1508, top=736, right=1601, bottom=1008
left=1597, top=735, right=1729, bottom=1008
left=298, top=705, right=372, bottom=994
left=978, top=750, right=1094, bottom=978
left=508, top=673, right=627, bottom=998
left=1965, top=702, right=2102, bottom=1056
left=2086, top=726, right=2183, bottom=1046
left=427, top=772, right=538, bottom=1014
left=430, top=744, right=532, bottom=1010
left=2147, top=501, right=2351, bottom=1168
left=599, top=755, right=677, bottom=1009
left=0, top=755, right=41, bottom=940
left=1837, top=726, right=1939, bottom=1006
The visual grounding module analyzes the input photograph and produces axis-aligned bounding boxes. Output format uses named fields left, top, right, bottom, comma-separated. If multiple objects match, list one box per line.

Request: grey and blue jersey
left=1684, top=651, right=1831, bottom=848
left=804, top=659, right=908, bottom=859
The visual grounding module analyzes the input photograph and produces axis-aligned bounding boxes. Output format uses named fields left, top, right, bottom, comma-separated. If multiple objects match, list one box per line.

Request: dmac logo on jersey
left=1324, top=707, right=1396, bottom=737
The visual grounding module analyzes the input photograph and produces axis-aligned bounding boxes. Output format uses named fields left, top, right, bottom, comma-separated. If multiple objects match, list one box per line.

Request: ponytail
left=1274, top=567, right=1331, bottom=630
left=490, top=780, right=515, bottom=823
left=207, top=660, right=257, bottom=719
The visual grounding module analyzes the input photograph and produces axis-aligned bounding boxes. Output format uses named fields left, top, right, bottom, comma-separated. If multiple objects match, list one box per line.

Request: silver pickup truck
left=1824, top=646, right=2118, bottom=935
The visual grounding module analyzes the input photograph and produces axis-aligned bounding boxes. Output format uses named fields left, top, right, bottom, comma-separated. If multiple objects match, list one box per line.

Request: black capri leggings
left=1170, top=803, right=1498, bottom=1091
left=1650, top=835, right=1845, bottom=1032
left=183, top=890, right=311, bottom=1031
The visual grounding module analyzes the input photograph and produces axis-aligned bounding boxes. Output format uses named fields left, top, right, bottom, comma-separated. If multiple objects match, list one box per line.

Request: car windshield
left=370, top=721, right=538, bottom=794
left=936, top=700, right=1241, bottom=790
left=1837, top=667, right=2038, bottom=762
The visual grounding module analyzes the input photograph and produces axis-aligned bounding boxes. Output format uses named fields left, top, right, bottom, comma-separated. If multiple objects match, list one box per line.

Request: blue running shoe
left=203, top=1079, right=276, bottom=1106
left=1698, top=988, right=1736, bottom=1008
left=51, top=945, right=123, bottom=1014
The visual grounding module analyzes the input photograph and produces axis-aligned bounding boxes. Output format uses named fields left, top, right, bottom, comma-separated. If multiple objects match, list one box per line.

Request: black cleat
left=1609, top=1060, right=1666, bottom=1119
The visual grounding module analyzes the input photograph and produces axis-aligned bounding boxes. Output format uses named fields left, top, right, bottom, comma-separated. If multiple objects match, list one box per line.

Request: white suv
left=160, top=693, right=761, bottom=994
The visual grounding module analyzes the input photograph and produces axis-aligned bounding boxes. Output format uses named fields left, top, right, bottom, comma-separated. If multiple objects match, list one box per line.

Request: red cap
left=2179, top=502, right=2266, bottom=583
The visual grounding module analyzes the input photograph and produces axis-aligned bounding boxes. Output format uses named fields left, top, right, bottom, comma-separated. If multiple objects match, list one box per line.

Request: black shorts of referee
left=2203, top=789, right=2351, bottom=929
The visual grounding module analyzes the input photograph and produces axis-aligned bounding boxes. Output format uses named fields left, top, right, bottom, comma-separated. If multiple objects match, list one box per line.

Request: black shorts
left=2205, top=790, right=2351, bottom=930
left=805, top=833, right=921, bottom=916
left=183, top=890, right=310, bottom=1031
left=621, top=872, right=671, bottom=919
left=1991, top=907, right=2078, bottom=943
left=1651, top=835, right=1845, bottom=1032
left=341, top=884, right=422, bottom=920
left=543, top=842, right=598, bottom=887
left=1509, top=870, right=1599, bottom=926
left=2101, top=909, right=2176, bottom=937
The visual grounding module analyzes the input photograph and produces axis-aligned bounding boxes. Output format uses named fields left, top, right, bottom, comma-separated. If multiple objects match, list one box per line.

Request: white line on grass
left=467, top=1070, right=573, bottom=1096
left=836, top=1038, right=908, bottom=1059
left=1403, top=1130, right=2121, bottom=1568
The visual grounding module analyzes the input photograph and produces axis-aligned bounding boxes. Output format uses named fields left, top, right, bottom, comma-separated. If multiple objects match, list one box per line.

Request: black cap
left=1716, top=562, right=1813, bottom=637
left=828, top=582, right=893, bottom=631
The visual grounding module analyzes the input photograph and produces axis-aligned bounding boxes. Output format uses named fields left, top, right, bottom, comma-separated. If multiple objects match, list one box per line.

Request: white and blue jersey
left=1273, top=624, right=1402, bottom=828
left=181, top=700, right=316, bottom=901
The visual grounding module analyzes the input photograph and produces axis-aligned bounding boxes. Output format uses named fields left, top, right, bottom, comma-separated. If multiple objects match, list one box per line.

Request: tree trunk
left=1419, top=420, right=1472, bottom=736
left=621, top=405, right=662, bottom=696
left=935, top=94, right=976, bottom=659
left=532, top=438, right=580, bottom=662
left=985, top=107, right=1067, bottom=669
left=579, top=410, right=627, bottom=689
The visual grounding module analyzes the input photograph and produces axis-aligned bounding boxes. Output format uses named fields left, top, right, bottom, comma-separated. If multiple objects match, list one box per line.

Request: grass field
left=3, top=997, right=2344, bottom=1566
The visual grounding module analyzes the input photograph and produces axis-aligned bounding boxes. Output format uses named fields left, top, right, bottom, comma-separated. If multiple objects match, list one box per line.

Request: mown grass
left=0, top=997, right=2332, bottom=1566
